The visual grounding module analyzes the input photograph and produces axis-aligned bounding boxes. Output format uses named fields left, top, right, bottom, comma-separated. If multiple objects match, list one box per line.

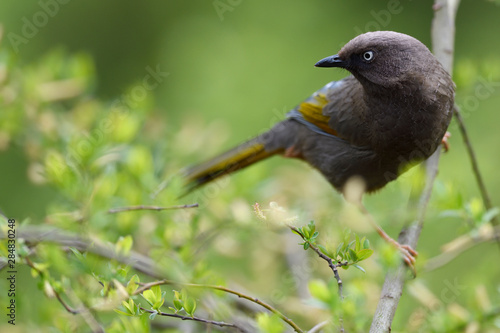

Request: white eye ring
left=362, top=51, right=374, bottom=62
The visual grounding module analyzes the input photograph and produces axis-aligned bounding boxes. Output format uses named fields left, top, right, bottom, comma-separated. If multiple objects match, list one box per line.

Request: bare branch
left=369, top=1, right=460, bottom=331
left=1, top=226, right=163, bottom=278
left=135, top=280, right=304, bottom=333
left=108, top=203, right=199, bottom=214
left=453, top=105, right=500, bottom=246
left=140, top=307, right=247, bottom=332
left=424, top=224, right=499, bottom=272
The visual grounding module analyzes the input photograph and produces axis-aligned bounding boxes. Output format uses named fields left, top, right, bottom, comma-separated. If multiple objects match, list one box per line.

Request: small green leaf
left=69, top=247, right=85, bottom=261
left=348, top=248, right=357, bottom=262
left=149, top=311, right=157, bottom=320
left=301, top=227, right=310, bottom=239
left=356, top=249, right=374, bottom=261
left=303, top=242, right=310, bottom=250
left=318, top=244, right=330, bottom=257
left=142, top=290, right=155, bottom=307
left=184, top=298, right=197, bottom=317
left=114, top=309, right=134, bottom=317
left=336, top=242, right=344, bottom=258
left=363, top=238, right=370, bottom=250
left=353, top=264, right=366, bottom=273
left=173, top=299, right=183, bottom=311
left=355, top=234, right=361, bottom=252
left=308, top=220, right=315, bottom=233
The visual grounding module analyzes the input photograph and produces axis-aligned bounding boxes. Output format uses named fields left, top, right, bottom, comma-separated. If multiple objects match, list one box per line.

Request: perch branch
left=369, top=1, right=460, bottom=331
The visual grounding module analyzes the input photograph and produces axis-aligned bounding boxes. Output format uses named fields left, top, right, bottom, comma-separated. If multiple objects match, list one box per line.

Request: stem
left=140, top=307, right=247, bottom=332
left=136, top=280, right=304, bottom=333
left=108, top=203, right=198, bottom=213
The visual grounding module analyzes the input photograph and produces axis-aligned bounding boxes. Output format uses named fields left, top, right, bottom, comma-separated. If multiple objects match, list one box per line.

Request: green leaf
left=126, top=275, right=140, bottom=294
left=114, top=309, right=134, bottom=317
left=301, top=227, right=310, bottom=239
left=335, top=242, right=344, bottom=258
left=356, top=249, right=374, bottom=261
left=142, top=290, right=155, bottom=307
left=308, top=220, right=315, bottom=233
left=303, top=242, right=310, bottom=250
left=184, top=298, right=197, bottom=317
left=149, top=311, right=157, bottom=320
left=173, top=299, right=183, bottom=311
left=318, top=244, right=330, bottom=257
left=348, top=248, right=357, bottom=262
left=352, top=264, right=366, bottom=273
left=363, top=238, right=370, bottom=250
left=355, top=234, right=361, bottom=252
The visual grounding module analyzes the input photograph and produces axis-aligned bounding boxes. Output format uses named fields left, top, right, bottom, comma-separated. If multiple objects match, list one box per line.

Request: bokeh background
left=1, top=0, right=500, bottom=332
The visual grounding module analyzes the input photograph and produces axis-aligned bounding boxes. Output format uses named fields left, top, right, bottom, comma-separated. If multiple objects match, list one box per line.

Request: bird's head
left=315, top=31, right=437, bottom=89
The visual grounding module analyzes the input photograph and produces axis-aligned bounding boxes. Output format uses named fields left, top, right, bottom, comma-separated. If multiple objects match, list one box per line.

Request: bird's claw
left=391, top=241, right=418, bottom=275
left=441, top=131, right=451, bottom=152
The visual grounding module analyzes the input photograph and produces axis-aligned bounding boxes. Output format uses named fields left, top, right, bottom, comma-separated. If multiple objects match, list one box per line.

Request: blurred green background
left=0, top=0, right=500, bottom=332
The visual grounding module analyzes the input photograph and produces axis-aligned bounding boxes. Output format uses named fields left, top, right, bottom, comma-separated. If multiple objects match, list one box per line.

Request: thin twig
left=454, top=105, right=500, bottom=246
left=135, top=280, right=304, bottom=333
left=369, top=1, right=460, bottom=331
left=424, top=224, right=499, bottom=272
left=1, top=226, right=162, bottom=278
left=308, top=320, right=329, bottom=333
left=24, top=257, right=80, bottom=315
left=140, top=307, right=247, bottom=332
left=108, top=203, right=199, bottom=214
left=287, top=225, right=347, bottom=299
left=287, top=225, right=347, bottom=333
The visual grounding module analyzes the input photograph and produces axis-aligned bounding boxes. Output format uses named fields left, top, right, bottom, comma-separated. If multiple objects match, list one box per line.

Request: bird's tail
left=182, top=135, right=276, bottom=194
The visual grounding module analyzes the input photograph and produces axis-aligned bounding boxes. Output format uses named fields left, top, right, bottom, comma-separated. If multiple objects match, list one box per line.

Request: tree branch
left=135, top=280, right=304, bottom=333
left=1, top=226, right=163, bottom=278
left=453, top=105, right=500, bottom=246
left=287, top=225, right=347, bottom=300
left=108, top=203, right=198, bottom=214
left=369, top=1, right=460, bottom=331
left=140, top=307, right=247, bottom=332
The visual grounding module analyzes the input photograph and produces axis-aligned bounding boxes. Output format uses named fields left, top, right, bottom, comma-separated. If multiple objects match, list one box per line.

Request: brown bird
left=183, top=31, right=454, bottom=265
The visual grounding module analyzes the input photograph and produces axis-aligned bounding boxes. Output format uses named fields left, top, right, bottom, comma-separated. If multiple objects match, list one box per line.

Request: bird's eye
left=362, top=51, right=374, bottom=62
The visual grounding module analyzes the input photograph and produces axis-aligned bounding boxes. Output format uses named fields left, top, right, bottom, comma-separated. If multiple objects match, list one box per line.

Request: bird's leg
left=441, top=131, right=451, bottom=152
left=357, top=202, right=418, bottom=272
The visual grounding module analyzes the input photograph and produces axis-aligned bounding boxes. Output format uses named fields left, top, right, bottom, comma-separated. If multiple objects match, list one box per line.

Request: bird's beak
left=314, top=54, right=345, bottom=68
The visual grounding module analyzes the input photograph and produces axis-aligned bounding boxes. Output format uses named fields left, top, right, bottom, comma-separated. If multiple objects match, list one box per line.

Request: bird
left=182, top=31, right=455, bottom=265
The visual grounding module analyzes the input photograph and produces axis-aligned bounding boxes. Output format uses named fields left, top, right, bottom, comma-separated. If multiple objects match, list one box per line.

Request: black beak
left=315, top=54, right=345, bottom=68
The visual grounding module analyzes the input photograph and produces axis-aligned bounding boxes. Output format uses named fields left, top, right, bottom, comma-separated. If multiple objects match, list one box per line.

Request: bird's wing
left=289, top=76, right=368, bottom=146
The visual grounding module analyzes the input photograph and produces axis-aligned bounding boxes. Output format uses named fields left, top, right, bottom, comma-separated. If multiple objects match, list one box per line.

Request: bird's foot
left=441, top=131, right=451, bottom=152
left=390, top=239, right=418, bottom=275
